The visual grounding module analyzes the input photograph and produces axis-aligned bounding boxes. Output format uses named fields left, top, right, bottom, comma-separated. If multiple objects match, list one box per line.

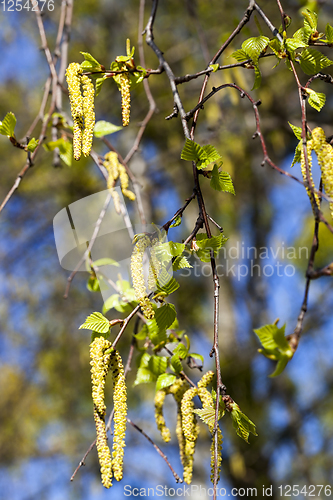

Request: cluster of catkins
left=90, top=336, right=127, bottom=488
left=154, top=371, right=223, bottom=484
left=301, top=127, right=333, bottom=218
left=103, top=151, right=135, bottom=214
left=130, top=235, right=161, bottom=320
left=66, top=62, right=95, bottom=160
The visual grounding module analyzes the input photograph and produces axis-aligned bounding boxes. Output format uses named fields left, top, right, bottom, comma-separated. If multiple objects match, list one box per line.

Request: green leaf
left=102, top=294, right=120, bottom=314
left=252, top=64, right=261, bottom=90
left=193, top=405, right=224, bottom=428
left=79, top=312, right=110, bottom=334
left=156, top=275, right=180, bottom=295
left=210, top=165, right=235, bottom=194
left=93, top=120, right=123, bottom=137
left=170, top=354, right=183, bottom=373
left=288, top=122, right=302, bottom=140
left=253, top=322, right=294, bottom=377
left=285, top=37, right=308, bottom=54
left=87, top=275, right=100, bottom=292
left=134, top=367, right=156, bottom=386
left=230, top=48, right=249, bottom=62
left=293, top=25, right=312, bottom=45
left=43, top=137, right=72, bottom=167
left=95, top=75, right=107, bottom=97
left=302, top=8, right=317, bottom=32
left=80, top=51, right=102, bottom=71
left=181, top=138, right=206, bottom=162
left=189, top=353, right=204, bottom=366
left=0, top=112, right=16, bottom=137
left=241, top=36, right=269, bottom=64
left=26, top=138, right=39, bottom=152
left=173, top=342, right=188, bottom=360
left=172, top=255, right=192, bottom=271
left=170, top=215, right=182, bottom=228
left=156, top=373, right=176, bottom=392
left=229, top=402, right=258, bottom=443
left=195, top=233, right=228, bottom=263
left=325, top=24, right=333, bottom=43
left=209, top=63, right=219, bottom=73
left=148, top=355, right=168, bottom=377
left=180, top=139, right=222, bottom=169
left=154, top=241, right=185, bottom=263
left=299, top=48, right=332, bottom=75
left=290, top=141, right=302, bottom=168
left=92, top=257, right=120, bottom=267
left=155, top=304, right=177, bottom=332
left=306, top=89, right=326, bottom=112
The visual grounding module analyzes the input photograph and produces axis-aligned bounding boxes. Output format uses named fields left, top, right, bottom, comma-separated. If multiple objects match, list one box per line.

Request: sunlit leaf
left=0, top=112, right=16, bottom=137
left=156, top=373, right=176, bottom=391
left=79, top=312, right=110, bottom=334
left=93, top=120, right=123, bottom=137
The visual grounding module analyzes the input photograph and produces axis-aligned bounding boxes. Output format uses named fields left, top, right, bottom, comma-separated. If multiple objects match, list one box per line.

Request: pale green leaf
left=195, top=233, right=228, bottom=263
left=154, top=241, right=185, bottom=263
left=230, top=48, right=249, bottom=62
left=306, top=89, right=326, bottom=112
left=170, top=215, right=182, bottom=228
left=172, top=255, right=192, bottom=271
left=293, top=26, right=312, bottom=45
left=156, top=373, right=176, bottom=392
left=253, top=323, right=280, bottom=351
left=299, top=48, right=332, bottom=75
left=93, top=120, right=123, bottom=137
left=181, top=138, right=206, bottom=162
left=241, top=36, right=269, bottom=64
left=209, top=63, right=219, bottom=73
left=80, top=51, right=102, bottom=71
left=290, top=141, right=302, bottom=168
left=156, top=275, right=180, bottom=295
left=325, top=24, right=333, bottom=43
left=95, top=75, right=107, bottom=97
left=288, top=122, right=302, bottom=140
left=79, top=312, right=110, bottom=334
left=0, top=112, right=16, bottom=137
left=27, top=138, right=39, bottom=152
left=229, top=403, right=258, bottom=443
left=210, top=165, right=235, bottom=194
left=148, top=355, right=168, bottom=377
left=252, top=64, right=262, bottom=90
left=87, top=275, right=100, bottom=292
left=285, top=38, right=308, bottom=54
left=302, top=8, right=317, bottom=31
left=189, top=353, right=204, bottom=366
left=193, top=406, right=216, bottom=428
left=170, top=354, right=183, bottom=373
left=155, top=303, right=177, bottom=332
left=134, top=367, right=156, bottom=385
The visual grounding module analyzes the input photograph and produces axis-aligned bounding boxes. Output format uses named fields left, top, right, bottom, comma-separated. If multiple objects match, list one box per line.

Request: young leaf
left=290, top=141, right=302, bottom=168
left=209, top=63, right=219, bottom=73
left=230, top=48, right=249, bottom=62
left=87, top=275, right=100, bottom=292
left=170, top=354, right=183, bottom=373
left=292, top=26, right=312, bottom=45
left=155, top=303, right=177, bottom=332
left=194, top=233, right=228, bottom=263
left=299, top=48, right=332, bottom=75
left=156, top=373, right=176, bottom=392
left=95, top=75, right=107, bottom=97
left=253, top=322, right=294, bottom=377
left=26, top=138, right=39, bottom=152
left=302, top=8, right=317, bottom=32
left=193, top=406, right=216, bottom=428
left=93, top=120, right=123, bottom=137
left=241, top=36, right=269, bottom=64
left=210, top=165, right=235, bottom=194
left=172, top=255, right=192, bottom=271
left=156, top=275, right=180, bottom=295
left=306, top=89, right=326, bottom=112
left=134, top=367, right=156, bottom=385
left=252, top=64, right=262, bottom=90
left=80, top=51, right=102, bottom=71
left=148, top=355, right=168, bottom=377
left=288, top=122, right=302, bottom=140
left=325, top=24, right=333, bottom=44
left=79, top=312, right=110, bottom=334
left=181, top=138, right=207, bottom=162
left=0, top=112, right=16, bottom=137
left=170, top=215, right=182, bottom=228
left=154, top=241, right=185, bottom=263
left=229, top=402, right=258, bottom=443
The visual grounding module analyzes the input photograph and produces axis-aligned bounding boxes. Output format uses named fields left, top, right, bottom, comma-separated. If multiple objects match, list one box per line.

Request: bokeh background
left=0, top=0, right=333, bottom=498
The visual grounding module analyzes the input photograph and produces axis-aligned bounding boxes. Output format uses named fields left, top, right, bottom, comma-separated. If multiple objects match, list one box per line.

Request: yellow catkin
left=103, top=152, right=136, bottom=209
left=197, top=370, right=214, bottom=389
left=147, top=238, right=161, bottom=290
left=90, top=336, right=113, bottom=488
left=110, top=350, right=127, bottom=482
left=66, top=63, right=84, bottom=161
left=120, top=72, right=131, bottom=126
left=300, top=139, right=320, bottom=213
left=130, top=236, right=155, bottom=319
left=197, top=386, right=223, bottom=484
left=154, top=389, right=171, bottom=442
left=168, top=379, right=189, bottom=469
left=311, top=127, right=333, bottom=219
left=81, top=74, right=95, bottom=157
left=181, top=386, right=200, bottom=484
